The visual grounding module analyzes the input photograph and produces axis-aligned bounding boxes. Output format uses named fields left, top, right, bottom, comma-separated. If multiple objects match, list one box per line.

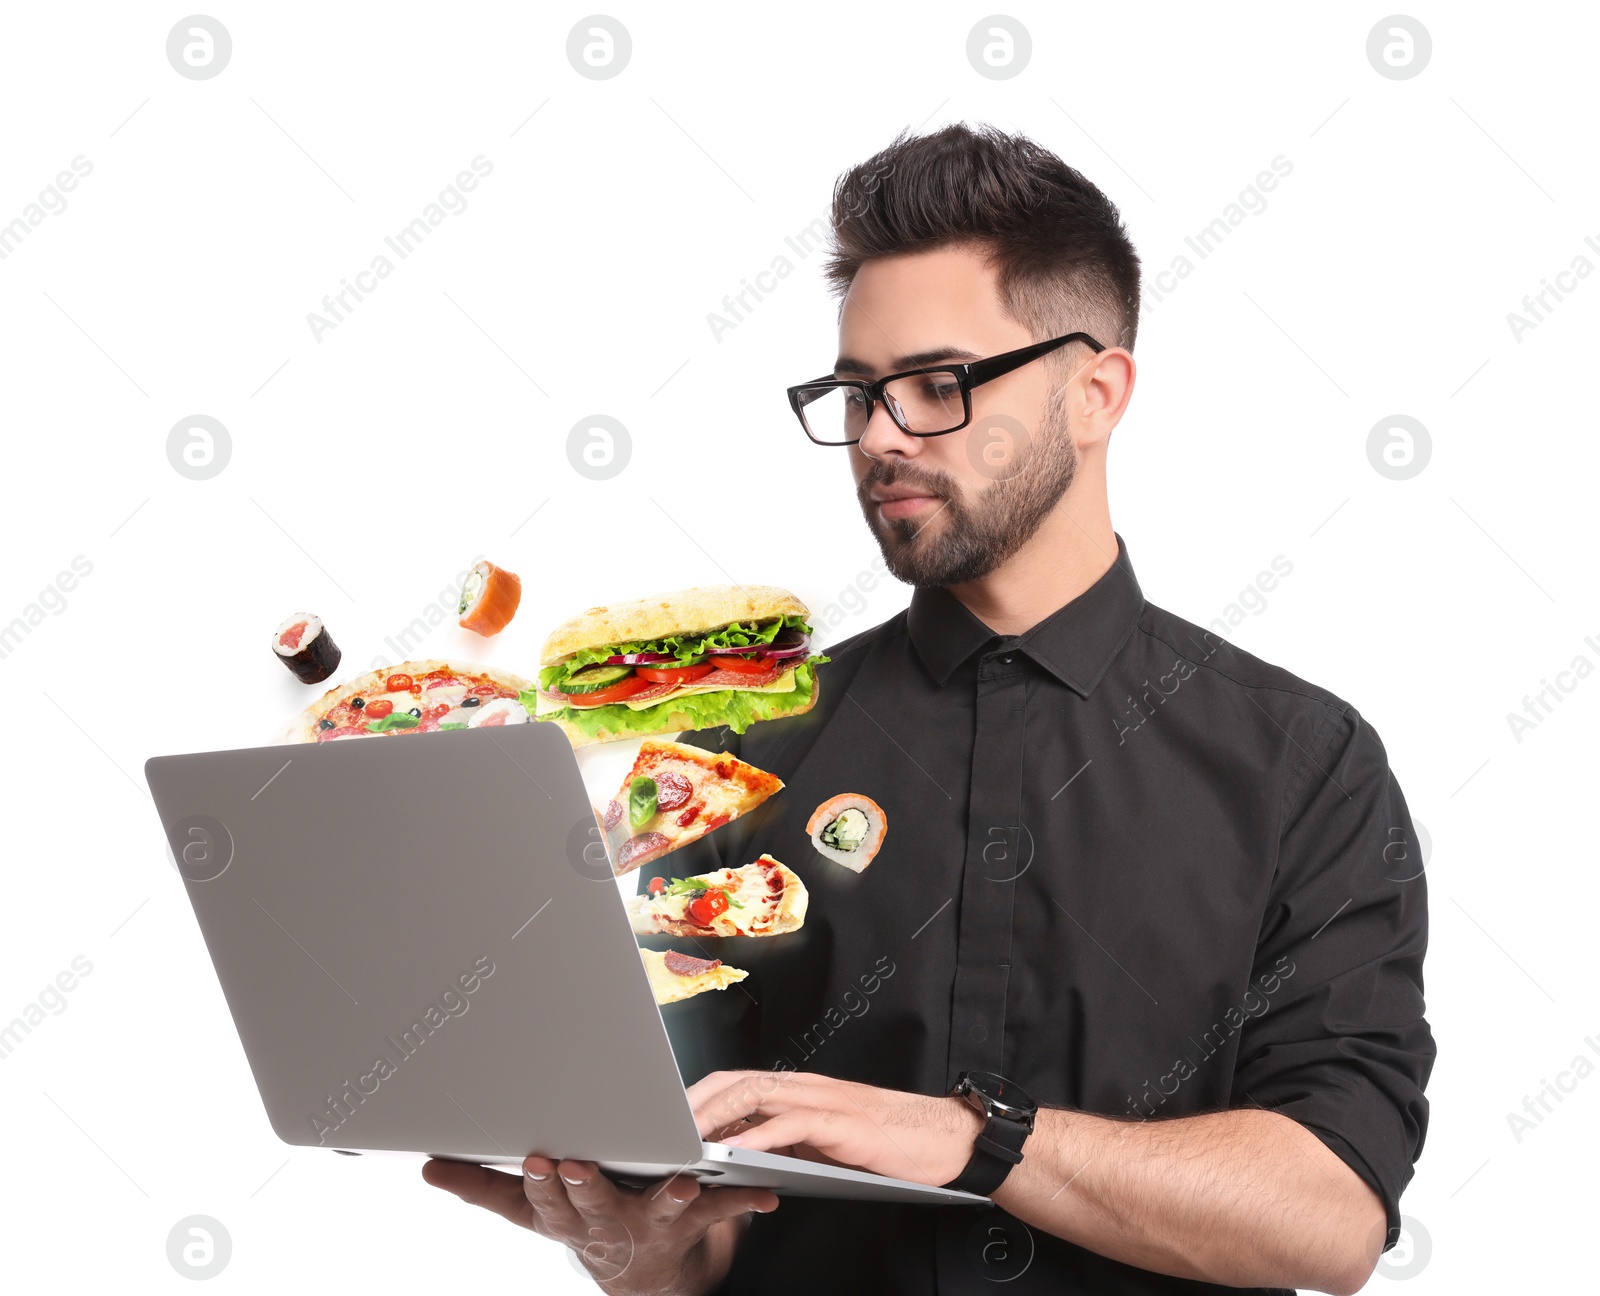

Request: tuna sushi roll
left=806, top=794, right=888, bottom=873
left=272, top=613, right=342, bottom=684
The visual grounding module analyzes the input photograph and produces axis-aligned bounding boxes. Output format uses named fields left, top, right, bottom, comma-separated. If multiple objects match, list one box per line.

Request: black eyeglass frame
left=787, top=330, right=1107, bottom=446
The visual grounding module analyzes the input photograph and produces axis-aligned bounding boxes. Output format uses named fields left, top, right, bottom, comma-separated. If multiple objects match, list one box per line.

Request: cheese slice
left=639, top=947, right=747, bottom=1005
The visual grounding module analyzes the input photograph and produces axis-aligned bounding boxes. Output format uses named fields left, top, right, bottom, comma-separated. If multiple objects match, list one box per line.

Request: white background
left=1, top=2, right=1595, bottom=1290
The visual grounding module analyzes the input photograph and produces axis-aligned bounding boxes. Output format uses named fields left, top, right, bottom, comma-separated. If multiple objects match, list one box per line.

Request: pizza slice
left=287, top=659, right=533, bottom=742
left=625, top=856, right=808, bottom=939
left=602, top=740, right=783, bottom=875
left=639, top=948, right=748, bottom=1005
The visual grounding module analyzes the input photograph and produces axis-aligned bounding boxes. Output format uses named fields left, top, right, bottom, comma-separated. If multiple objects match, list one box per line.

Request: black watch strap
left=942, top=1110, right=1029, bottom=1196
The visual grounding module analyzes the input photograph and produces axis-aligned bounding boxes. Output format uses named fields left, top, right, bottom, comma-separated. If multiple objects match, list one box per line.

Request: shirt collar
left=907, top=533, right=1144, bottom=696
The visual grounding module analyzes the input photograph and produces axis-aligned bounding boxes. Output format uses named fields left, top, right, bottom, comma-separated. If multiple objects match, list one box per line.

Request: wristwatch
left=941, top=1069, right=1037, bottom=1195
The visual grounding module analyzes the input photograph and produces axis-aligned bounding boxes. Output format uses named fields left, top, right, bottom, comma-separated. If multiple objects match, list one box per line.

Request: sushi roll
left=806, top=794, right=888, bottom=873
left=458, top=560, right=522, bottom=636
left=272, top=613, right=342, bottom=684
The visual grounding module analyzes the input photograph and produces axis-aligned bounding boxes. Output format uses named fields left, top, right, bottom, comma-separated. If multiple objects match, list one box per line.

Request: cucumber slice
left=559, top=663, right=634, bottom=695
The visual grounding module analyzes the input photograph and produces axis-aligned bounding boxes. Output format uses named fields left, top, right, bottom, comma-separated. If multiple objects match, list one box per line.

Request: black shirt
left=640, top=535, right=1434, bottom=1295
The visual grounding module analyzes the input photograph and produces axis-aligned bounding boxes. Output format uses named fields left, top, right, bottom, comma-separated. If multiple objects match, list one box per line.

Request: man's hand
left=688, top=1069, right=982, bottom=1186
left=422, top=1154, right=778, bottom=1295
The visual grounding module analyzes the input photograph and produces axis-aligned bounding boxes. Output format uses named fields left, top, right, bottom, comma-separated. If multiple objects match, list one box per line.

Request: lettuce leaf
left=521, top=657, right=825, bottom=739
left=539, top=614, right=812, bottom=691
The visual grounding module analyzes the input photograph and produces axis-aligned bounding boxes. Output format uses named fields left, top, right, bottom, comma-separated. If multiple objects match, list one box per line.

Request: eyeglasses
left=786, top=331, right=1106, bottom=446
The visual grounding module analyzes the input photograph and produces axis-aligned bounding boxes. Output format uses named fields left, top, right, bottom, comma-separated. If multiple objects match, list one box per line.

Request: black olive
left=461, top=696, right=481, bottom=708
left=318, top=718, right=335, bottom=730
left=408, top=707, right=421, bottom=718
left=350, top=697, right=365, bottom=709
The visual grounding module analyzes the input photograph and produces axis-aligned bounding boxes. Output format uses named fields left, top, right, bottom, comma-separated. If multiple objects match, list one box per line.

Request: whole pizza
left=285, top=659, right=534, bottom=743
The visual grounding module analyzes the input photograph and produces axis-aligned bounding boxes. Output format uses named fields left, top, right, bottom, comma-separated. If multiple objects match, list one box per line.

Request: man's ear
left=1077, top=348, right=1135, bottom=448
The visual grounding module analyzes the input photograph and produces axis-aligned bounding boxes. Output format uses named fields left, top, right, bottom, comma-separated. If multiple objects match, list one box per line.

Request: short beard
left=856, top=392, right=1078, bottom=588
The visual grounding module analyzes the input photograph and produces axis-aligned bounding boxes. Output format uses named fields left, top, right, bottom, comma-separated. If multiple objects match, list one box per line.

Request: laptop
left=144, top=722, right=988, bottom=1206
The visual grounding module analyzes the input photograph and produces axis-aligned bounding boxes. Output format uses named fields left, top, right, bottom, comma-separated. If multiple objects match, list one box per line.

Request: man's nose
left=855, top=396, right=922, bottom=460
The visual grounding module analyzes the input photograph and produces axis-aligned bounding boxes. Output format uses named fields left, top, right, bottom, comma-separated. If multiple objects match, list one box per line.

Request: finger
left=636, top=1172, right=705, bottom=1228
left=719, top=1110, right=830, bottom=1156
left=690, top=1072, right=802, bottom=1138
left=684, top=1069, right=760, bottom=1107
left=520, top=1156, right=587, bottom=1235
left=680, top=1182, right=781, bottom=1227
left=422, top=1159, right=535, bottom=1230
left=554, top=1159, right=629, bottom=1222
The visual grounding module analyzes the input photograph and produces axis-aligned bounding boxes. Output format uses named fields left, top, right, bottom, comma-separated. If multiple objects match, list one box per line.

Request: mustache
left=856, top=460, right=958, bottom=503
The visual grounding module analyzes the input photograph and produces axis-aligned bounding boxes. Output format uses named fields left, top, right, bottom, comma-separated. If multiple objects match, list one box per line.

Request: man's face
left=837, top=244, right=1084, bottom=588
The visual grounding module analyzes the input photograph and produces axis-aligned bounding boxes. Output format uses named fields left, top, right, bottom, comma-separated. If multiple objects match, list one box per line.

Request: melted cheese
left=626, top=857, right=804, bottom=938
left=634, top=864, right=778, bottom=936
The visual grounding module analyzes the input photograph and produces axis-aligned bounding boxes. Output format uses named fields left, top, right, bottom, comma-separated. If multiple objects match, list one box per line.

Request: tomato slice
left=561, top=675, right=658, bottom=707
left=707, top=653, right=774, bottom=675
left=687, top=888, right=730, bottom=926
left=364, top=699, right=394, bottom=719
left=385, top=673, right=414, bottom=692
left=635, top=662, right=716, bottom=684
left=647, top=876, right=667, bottom=896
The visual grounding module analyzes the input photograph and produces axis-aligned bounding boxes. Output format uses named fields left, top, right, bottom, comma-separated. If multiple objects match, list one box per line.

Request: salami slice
left=616, top=831, right=670, bottom=874
left=685, top=664, right=783, bottom=691
left=663, top=950, right=721, bottom=977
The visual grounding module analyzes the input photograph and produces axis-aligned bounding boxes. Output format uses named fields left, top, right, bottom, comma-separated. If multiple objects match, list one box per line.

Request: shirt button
left=998, top=653, right=1015, bottom=665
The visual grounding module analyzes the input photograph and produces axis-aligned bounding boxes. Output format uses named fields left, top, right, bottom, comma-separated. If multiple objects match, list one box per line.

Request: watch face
left=962, top=1070, right=1037, bottom=1120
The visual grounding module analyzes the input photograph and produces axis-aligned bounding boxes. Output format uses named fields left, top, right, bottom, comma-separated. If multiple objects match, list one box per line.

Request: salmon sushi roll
left=806, top=794, right=887, bottom=873
left=457, top=560, right=522, bottom=636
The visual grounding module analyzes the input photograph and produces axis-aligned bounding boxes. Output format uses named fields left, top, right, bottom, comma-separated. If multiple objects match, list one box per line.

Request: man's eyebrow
left=833, top=346, right=983, bottom=377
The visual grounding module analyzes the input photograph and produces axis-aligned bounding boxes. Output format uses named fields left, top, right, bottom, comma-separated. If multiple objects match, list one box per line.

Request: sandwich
left=523, top=584, right=828, bottom=746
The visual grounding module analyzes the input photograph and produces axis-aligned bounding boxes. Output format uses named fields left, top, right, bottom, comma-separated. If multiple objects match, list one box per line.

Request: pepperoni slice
left=654, top=771, right=693, bottom=812
left=603, top=799, right=624, bottom=831
left=318, top=725, right=366, bottom=742
left=663, top=950, right=721, bottom=977
left=616, top=832, right=669, bottom=873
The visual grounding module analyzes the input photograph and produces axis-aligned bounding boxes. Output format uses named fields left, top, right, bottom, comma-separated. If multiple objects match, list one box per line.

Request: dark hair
left=822, top=123, right=1142, bottom=355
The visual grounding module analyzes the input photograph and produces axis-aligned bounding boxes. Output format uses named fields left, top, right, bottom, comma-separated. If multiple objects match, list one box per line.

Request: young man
left=425, top=124, right=1434, bottom=1296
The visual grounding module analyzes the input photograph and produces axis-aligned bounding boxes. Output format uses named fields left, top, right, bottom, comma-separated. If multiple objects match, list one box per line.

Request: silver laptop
left=144, top=723, right=987, bottom=1206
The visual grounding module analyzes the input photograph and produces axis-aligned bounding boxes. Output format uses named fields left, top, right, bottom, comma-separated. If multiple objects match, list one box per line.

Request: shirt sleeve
left=1229, top=703, right=1435, bottom=1252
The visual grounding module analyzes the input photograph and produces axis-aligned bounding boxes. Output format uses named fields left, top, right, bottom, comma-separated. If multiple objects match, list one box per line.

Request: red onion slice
left=715, top=629, right=811, bottom=659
